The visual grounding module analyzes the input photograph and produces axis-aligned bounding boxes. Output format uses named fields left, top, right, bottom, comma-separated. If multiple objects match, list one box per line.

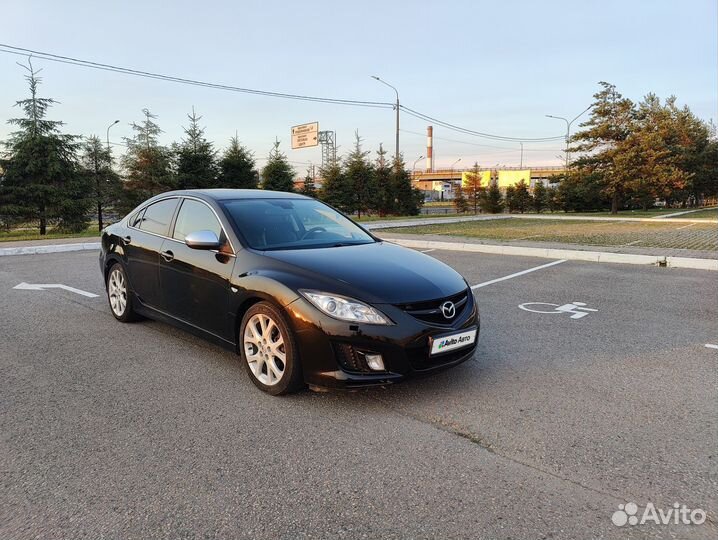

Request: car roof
left=162, top=189, right=310, bottom=201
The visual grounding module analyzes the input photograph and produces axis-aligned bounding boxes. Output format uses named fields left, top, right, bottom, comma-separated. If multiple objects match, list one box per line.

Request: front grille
left=396, top=289, right=470, bottom=326
left=405, top=342, right=477, bottom=371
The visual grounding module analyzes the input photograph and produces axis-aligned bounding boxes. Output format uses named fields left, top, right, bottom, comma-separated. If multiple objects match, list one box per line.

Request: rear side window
left=173, top=199, right=223, bottom=242
left=138, top=198, right=178, bottom=236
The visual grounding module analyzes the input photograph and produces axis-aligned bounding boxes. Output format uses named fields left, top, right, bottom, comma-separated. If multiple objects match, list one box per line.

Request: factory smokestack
left=426, top=125, right=433, bottom=172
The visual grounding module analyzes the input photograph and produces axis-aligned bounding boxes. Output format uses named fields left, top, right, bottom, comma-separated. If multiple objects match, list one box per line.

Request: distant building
left=413, top=166, right=565, bottom=200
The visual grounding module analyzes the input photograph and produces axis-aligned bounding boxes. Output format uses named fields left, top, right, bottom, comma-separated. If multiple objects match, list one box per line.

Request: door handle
left=161, top=250, right=174, bottom=262
left=122, top=235, right=131, bottom=244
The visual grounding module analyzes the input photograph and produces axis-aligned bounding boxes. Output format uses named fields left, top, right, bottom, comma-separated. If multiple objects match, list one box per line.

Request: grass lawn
left=0, top=227, right=101, bottom=243
left=675, top=207, right=718, bottom=219
left=383, top=218, right=718, bottom=251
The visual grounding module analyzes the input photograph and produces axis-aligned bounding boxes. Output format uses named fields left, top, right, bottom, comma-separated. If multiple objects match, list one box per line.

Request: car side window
left=173, top=199, right=224, bottom=243
left=128, top=209, right=145, bottom=228
left=137, top=198, right=178, bottom=236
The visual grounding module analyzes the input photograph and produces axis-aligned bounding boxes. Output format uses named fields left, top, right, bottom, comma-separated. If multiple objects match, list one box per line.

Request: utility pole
left=520, top=142, right=524, bottom=168
left=545, top=104, right=592, bottom=171
left=371, top=76, right=400, bottom=159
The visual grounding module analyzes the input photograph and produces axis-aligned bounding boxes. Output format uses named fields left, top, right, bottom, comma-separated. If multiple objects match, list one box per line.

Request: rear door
left=159, top=198, right=236, bottom=340
left=125, top=197, right=179, bottom=310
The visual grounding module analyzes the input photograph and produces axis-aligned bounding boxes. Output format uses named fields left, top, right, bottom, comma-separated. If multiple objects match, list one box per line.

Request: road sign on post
left=291, top=122, right=319, bottom=149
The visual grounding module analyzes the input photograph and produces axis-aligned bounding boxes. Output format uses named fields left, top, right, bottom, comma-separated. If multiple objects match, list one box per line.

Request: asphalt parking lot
left=1, top=249, right=716, bottom=539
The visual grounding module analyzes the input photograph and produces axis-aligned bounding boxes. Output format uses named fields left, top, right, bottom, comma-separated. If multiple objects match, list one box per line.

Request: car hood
left=261, top=241, right=468, bottom=304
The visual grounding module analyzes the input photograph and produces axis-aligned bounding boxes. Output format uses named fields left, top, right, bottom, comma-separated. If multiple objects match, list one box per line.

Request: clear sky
left=1, top=0, right=715, bottom=172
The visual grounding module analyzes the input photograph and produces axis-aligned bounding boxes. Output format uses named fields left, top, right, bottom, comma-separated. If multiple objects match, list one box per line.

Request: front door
left=125, top=197, right=179, bottom=310
left=159, top=198, right=236, bottom=340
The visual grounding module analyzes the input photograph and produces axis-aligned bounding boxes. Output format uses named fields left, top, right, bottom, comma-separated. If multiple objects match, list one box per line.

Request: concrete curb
left=2, top=238, right=716, bottom=271
left=386, top=238, right=718, bottom=271
left=0, top=242, right=101, bottom=257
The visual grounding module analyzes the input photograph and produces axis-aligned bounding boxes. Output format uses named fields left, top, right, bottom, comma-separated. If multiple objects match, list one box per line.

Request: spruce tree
left=319, top=156, right=352, bottom=212
left=121, top=109, right=175, bottom=212
left=176, top=107, right=217, bottom=189
left=532, top=181, right=548, bottom=213
left=299, top=167, right=318, bottom=198
left=505, top=185, right=517, bottom=213
left=479, top=182, right=505, bottom=214
left=391, top=155, right=421, bottom=215
left=513, top=180, right=532, bottom=213
left=344, top=132, right=375, bottom=217
left=218, top=135, right=258, bottom=189
left=373, top=144, right=395, bottom=216
left=261, top=141, right=295, bottom=192
left=1, top=59, right=89, bottom=234
left=453, top=183, right=469, bottom=213
left=81, top=135, right=121, bottom=230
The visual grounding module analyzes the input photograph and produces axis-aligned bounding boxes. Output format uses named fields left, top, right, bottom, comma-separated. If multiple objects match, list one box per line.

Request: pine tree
left=571, top=82, right=636, bottom=213
left=532, top=181, right=548, bottom=213
left=218, top=135, right=258, bottom=189
left=464, top=162, right=484, bottom=214
left=479, top=182, right=505, bottom=214
left=391, top=155, right=422, bottom=215
left=121, top=109, right=175, bottom=212
left=344, top=132, right=375, bottom=217
left=373, top=144, right=395, bottom=216
left=299, top=167, right=318, bottom=198
left=0, top=59, right=89, bottom=234
left=175, top=107, right=217, bottom=189
left=454, top=183, right=469, bottom=213
left=261, top=141, right=295, bottom=192
left=81, top=135, right=121, bottom=230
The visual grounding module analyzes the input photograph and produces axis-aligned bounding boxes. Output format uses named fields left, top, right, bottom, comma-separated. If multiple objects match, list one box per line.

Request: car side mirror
left=185, top=230, right=221, bottom=250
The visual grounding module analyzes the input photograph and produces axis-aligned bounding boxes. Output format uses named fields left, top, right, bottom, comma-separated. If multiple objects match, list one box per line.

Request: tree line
left=451, top=82, right=717, bottom=216
left=0, top=60, right=421, bottom=235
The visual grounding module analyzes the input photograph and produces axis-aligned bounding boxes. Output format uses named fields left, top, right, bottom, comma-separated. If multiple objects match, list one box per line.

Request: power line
left=0, top=44, right=393, bottom=110
left=400, top=105, right=566, bottom=142
left=400, top=129, right=563, bottom=152
left=0, top=43, right=566, bottom=143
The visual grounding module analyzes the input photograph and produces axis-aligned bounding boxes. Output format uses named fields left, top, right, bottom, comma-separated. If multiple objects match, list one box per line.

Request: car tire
left=106, top=262, right=138, bottom=322
left=239, top=301, right=304, bottom=395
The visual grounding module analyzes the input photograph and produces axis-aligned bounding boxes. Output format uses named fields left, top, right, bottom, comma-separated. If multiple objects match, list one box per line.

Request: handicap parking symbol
left=518, top=301, right=598, bottom=320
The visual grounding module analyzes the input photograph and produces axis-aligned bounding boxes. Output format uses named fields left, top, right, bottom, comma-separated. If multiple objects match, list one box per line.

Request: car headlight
left=300, top=290, right=391, bottom=325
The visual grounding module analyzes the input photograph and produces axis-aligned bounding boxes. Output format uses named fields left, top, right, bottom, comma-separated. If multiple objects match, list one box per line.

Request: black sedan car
left=100, top=190, right=479, bottom=395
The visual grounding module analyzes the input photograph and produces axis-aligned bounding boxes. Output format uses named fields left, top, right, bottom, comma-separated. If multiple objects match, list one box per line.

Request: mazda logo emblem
left=441, top=301, right=456, bottom=319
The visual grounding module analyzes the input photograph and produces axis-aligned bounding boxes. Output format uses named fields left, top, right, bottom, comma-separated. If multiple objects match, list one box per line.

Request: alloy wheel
left=243, top=313, right=286, bottom=386
left=108, top=268, right=127, bottom=317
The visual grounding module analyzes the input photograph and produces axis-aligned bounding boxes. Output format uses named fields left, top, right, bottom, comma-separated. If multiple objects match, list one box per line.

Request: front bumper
left=284, top=290, right=480, bottom=389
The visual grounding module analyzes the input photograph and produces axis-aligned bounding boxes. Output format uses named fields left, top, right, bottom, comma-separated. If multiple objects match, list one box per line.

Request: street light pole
left=545, top=104, right=592, bottom=171
left=412, top=155, right=424, bottom=176
left=106, top=119, right=120, bottom=153
left=519, top=142, right=524, bottom=169
left=371, top=76, right=400, bottom=160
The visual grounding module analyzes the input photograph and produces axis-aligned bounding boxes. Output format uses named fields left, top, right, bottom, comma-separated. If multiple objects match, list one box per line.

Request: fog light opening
left=364, top=353, right=385, bottom=371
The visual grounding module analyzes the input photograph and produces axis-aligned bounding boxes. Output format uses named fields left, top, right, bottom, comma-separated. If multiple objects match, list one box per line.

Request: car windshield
left=221, top=198, right=375, bottom=251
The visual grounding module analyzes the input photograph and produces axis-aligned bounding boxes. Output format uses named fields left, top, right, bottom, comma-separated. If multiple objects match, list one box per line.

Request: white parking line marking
left=471, top=259, right=567, bottom=290
left=624, top=240, right=642, bottom=246
left=420, top=249, right=436, bottom=253
left=13, top=282, right=99, bottom=298
left=706, top=344, right=718, bottom=350
left=677, top=222, right=697, bottom=230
